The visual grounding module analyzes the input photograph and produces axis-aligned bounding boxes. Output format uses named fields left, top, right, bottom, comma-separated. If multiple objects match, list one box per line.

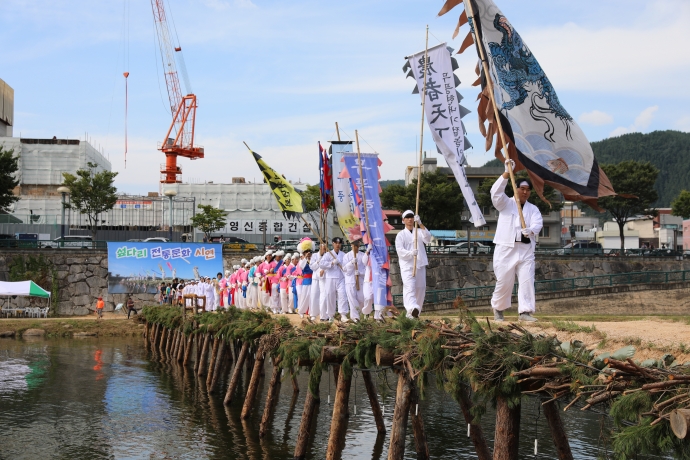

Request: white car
left=42, top=235, right=93, bottom=249
left=447, top=242, right=492, bottom=254
left=143, top=237, right=170, bottom=243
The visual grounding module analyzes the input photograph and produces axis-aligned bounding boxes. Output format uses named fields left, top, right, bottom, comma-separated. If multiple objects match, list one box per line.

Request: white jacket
left=491, top=175, right=543, bottom=248
left=319, top=250, right=345, bottom=279
left=343, top=251, right=367, bottom=285
left=395, top=226, right=432, bottom=271
left=310, top=253, right=323, bottom=280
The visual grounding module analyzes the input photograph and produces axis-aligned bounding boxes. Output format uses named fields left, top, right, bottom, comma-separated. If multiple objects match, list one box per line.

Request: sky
left=1, top=0, right=689, bottom=195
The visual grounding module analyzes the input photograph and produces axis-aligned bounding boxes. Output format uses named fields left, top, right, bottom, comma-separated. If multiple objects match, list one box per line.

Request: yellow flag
left=249, top=148, right=303, bottom=219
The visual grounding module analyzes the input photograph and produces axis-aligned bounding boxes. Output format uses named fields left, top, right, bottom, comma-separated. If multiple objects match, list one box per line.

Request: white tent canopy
left=0, top=281, right=51, bottom=298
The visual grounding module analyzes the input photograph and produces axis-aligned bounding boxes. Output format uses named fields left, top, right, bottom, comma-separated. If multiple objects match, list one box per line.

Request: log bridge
left=141, top=306, right=690, bottom=459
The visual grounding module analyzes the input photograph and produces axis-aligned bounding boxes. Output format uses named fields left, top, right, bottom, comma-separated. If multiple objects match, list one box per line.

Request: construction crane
left=150, top=0, right=203, bottom=184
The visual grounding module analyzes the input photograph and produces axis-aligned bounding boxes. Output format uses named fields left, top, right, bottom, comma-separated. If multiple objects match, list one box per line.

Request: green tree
left=190, top=204, right=227, bottom=241
left=380, top=169, right=465, bottom=230
left=300, top=183, right=334, bottom=238
left=597, top=160, right=659, bottom=254
left=476, top=171, right=564, bottom=215
left=671, top=190, right=690, bottom=219
left=0, top=145, right=20, bottom=212
left=62, top=162, right=118, bottom=243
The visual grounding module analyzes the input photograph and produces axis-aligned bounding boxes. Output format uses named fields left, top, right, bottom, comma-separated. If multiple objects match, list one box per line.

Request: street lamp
left=163, top=189, right=177, bottom=242
left=57, top=186, right=70, bottom=246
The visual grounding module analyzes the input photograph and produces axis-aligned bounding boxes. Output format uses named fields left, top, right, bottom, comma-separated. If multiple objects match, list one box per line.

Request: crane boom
left=150, top=0, right=203, bottom=184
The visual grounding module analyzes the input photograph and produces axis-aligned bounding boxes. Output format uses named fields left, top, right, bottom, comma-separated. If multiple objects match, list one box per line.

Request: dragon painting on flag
left=439, top=0, right=616, bottom=210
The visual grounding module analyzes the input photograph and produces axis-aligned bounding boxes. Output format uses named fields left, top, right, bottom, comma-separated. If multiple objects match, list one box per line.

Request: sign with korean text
left=106, top=242, right=223, bottom=294
left=222, top=220, right=311, bottom=235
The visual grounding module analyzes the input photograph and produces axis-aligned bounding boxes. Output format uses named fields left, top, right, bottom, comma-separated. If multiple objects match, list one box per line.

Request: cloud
left=674, top=116, right=690, bottom=132
left=578, top=110, right=613, bottom=126
left=609, top=106, right=658, bottom=137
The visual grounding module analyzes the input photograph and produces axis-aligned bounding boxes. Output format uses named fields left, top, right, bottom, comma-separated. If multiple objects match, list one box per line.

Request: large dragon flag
left=439, top=0, right=616, bottom=209
left=248, top=147, right=303, bottom=219
left=404, top=43, right=486, bottom=227
left=340, top=153, right=393, bottom=308
left=329, top=141, right=362, bottom=242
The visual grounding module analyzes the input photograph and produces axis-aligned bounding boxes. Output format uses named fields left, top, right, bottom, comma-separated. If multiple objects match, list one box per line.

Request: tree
left=300, top=183, right=333, bottom=238
left=671, top=190, right=690, bottom=219
left=380, top=169, right=465, bottom=230
left=0, top=145, right=19, bottom=212
left=476, top=171, right=564, bottom=215
left=62, top=162, right=118, bottom=242
left=597, top=160, right=659, bottom=254
left=190, top=204, right=227, bottom=241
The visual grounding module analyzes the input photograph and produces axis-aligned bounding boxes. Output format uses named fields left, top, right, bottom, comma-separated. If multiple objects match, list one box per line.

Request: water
left=0, top=337, right=666, bottom=459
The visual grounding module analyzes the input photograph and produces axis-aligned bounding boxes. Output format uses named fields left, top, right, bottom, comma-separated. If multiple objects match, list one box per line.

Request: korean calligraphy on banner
left=406, top=43, right=486, bottom=227
left=106, top=242, right=223, bottom=294
left=222, top=220, right=311, bottom=236
left=330, top=142, right=362, bottom=243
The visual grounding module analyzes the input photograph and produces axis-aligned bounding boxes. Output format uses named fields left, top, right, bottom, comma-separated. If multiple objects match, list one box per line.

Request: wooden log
left=325, top=363, right=353, bottom=460
left=206, top=336, right=221, bottom=388
left=241, top=344, right=267, bottom=419
left=376, top=345, right=395, bottom=367
left=387, top=372, right=412, bottom=460
left=543, top=401, right=574, bottom=460
left=333, top=364, right=340, bottom=385
left=511, top=367, right=562, bottom=378
left=409, top=379, right=430, bottom=460
left=291, top=370, right=300, bottom=394
left=165, top=328, right=174, bottom=359
left=225, top=341, right=250, bottom=405
left=158, top=326, right=167, bottom=356
left=642, top=381, right=687, bottom=391
left=454, top=385, right=492, bottom=460
left=143, top=321, right=149, bottom=347
left=293, top=366, right=322, bottom=460
left=583, top=391, right=621, bottom=409
left=171, top=330, right=180, bottom=361
left=197, top=333, right=211, bottom=376
left=493, top=396, right=521, bottom=460
left=321, top=346, right=346, bottom=364
left=193, top=333, right=203, bottom=374
left=177, top=332, right=186, bottom=362
left=183, top=334, right=194, bottom=367
left=209, top=340, right=227, bottom=393
left=361, top=369, right=386, bottom=434
left=259, top=357, right=283, bottom=438
left=670, top=409, right=690, bottom=439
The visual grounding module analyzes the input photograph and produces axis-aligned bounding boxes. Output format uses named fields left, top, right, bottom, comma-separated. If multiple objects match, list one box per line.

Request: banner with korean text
left=106, top=242, right=224, bottom=294
left=330, top=141, right=362, bottom=242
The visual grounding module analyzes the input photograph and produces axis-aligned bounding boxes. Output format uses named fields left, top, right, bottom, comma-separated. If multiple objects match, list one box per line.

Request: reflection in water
left=0, top=337, right=670, bottom=459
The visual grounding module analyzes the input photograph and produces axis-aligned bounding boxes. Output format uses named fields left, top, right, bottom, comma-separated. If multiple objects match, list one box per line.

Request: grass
left=0, top=316, right=146, bottom=338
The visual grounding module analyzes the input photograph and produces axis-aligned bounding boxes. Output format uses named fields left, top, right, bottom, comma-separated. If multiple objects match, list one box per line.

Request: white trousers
left=491, top=243, right=536, bottom=314
left=322, top=277, right=348, bottom=319
left=297, top=285, right=311, bottom=315
left=345, top=282, right=365, bottom=320
left=236, top=287, right=245, bottom=309
left=270, top=284, right=280, bottom=313
left=362, top=281, right=374, bottom=315
left=309, top=279, right=321, bottom=319
left=247, top=285, right=258, bottom=309
left=401, top=265, right=426, bottom=314
left=260, top=287, right=271, bottom=310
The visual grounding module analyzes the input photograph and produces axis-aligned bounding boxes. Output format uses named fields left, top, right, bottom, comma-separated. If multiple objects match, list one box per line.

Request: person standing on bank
left=319, top=237, right=349, bottom=322
left=395, top=210, right=431, bottom=318
left=491, top=159, right=543, bottom=322
left=342, top=239, right=367, bottom=322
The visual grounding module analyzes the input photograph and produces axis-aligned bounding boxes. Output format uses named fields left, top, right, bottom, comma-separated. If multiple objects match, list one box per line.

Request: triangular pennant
left=458, top=31, right=474, bottom=54
left=437, top=0, right=463, bottom=16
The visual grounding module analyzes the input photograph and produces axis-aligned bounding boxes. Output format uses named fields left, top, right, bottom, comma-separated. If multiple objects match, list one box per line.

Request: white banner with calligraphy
left=330, top=142, right=362, bottom=242
left=407, top=43, right=486, bottom=227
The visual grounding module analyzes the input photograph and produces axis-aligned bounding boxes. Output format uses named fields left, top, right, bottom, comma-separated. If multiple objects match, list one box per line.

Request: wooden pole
left=176, top=331, right=185, bottom=362
left=542, top=401, right=574, bottom=460
left=354, top=130, right=373, bottom=250
left=206, top=335, right=221, bottom=387
left=409, top=379, right=430, bottom=460
left=197, top=333, right=211, bottom=376
left=293, top=365, right=322, bottom=460
left=388, top=371, right=413, bottom=460
left=193, top=333, right=204, bottom=374
left=464, top=0, right=525, bottom=228
left=455, top=385, right=492, bottom=460
left=209, top=340, right=227, bottom=393
left=362, top=369, right=386, bottom=435
left=143, top=321, right=149, bottom=348
left=224, top=341, right=250, bottom=405
left=493, top=396, right=521, bottom=460
left=183, top=334, right=194, bottom=367
left=325, top=364, right=353, bottom=460
left=259, top=357, right=283, bottom=438
left=413, top=25, right=430, bottom=277
left=158, top=326, right=167, bottom=357
left=241, top=343, right=267, bottom=419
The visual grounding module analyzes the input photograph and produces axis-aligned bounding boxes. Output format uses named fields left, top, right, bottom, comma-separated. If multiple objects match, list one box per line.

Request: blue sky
left=1, top=0, right=689, bottom=195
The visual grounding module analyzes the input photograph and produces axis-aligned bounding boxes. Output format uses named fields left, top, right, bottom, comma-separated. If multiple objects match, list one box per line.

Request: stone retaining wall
left=0, top=248, right=686, bottom=315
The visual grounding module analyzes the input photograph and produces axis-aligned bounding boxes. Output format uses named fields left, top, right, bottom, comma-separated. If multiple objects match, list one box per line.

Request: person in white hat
left=296, top=238, right=315, bottom=318
left=278, top=253, right=292, bottom=313
left=269, top=251, right=285, bottom=314
left=490, top=160, right=543, bottom=322
left=257, top=251, right=274, bottom=309
left=309, top=243, right=326, bottom=321
left=319, top=237, right=349, bottom=322
left=288, top=253, right=301, bottom=312
left=343, top=239, right=367, bottom=322
left=247, top=258, right=259, bottom=309
left=395, top=209, right=431, bottom=318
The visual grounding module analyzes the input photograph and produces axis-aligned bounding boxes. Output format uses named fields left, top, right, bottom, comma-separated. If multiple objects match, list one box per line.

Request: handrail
left=393, top=270, right=690, bottom=307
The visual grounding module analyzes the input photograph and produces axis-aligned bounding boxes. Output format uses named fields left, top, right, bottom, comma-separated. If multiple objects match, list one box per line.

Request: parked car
left=0, top=234, right=17, bottom=248
left=446, top=241, right=492, bottom=254
left=269, top=240, right=300, bottom=252
left=143, top=237, right=170, bottom=243
left=553, top=241, right=603, bottom=256
left=42, top=235, right=93, bottom=249
left=222, top=236, right=258, bottom=252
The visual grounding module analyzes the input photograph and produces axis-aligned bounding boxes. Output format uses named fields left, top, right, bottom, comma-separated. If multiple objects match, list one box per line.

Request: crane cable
left=123, top=0, right=130, bottom=168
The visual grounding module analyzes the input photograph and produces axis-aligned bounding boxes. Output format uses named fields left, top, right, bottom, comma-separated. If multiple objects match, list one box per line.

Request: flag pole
left=319, top=142, right=324, bottom=240
left=355, top=130, right=372, bottom=243
left=335, top=122, right=341, bottom=141
left=413, top=25, right=429, bottom=277
left=464, top=1, right=526, bottom=229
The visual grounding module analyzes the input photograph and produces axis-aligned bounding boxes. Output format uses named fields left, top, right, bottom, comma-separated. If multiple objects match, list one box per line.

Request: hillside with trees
left=480, top=130, right=689, bottom=207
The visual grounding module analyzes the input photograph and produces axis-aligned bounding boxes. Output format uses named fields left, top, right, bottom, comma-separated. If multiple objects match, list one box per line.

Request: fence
left=393, top=270, right=690, bottom=308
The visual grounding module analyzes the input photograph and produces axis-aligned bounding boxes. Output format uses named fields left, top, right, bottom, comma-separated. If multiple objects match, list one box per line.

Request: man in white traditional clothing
left=491, top=160, right=543, bottom=322
left=343, top=239, right=367, bottom=322
left=318, top=237, right=348, bottom=322
left=309, top=244, right=325, bottom=321
left=395, top=210, right=431, bottom=318
left=269, top=251, right=284, bottom=314
left=362, top=246, right=375, bottom=319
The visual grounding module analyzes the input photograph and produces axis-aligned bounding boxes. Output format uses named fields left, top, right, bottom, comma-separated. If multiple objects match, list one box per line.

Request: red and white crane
left=150, top=0, right=203, bottom=184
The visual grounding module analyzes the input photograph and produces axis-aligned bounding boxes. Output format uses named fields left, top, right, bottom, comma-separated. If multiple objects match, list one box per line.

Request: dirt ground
left=0, top=312, right=145, bottom=338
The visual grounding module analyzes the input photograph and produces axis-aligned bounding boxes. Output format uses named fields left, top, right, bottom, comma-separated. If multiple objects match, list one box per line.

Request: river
left=0, top=337, right=666, bottom=459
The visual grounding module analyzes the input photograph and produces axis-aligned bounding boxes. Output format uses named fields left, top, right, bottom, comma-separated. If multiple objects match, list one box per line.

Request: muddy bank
left=0, top=314, right=145, bottom=339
